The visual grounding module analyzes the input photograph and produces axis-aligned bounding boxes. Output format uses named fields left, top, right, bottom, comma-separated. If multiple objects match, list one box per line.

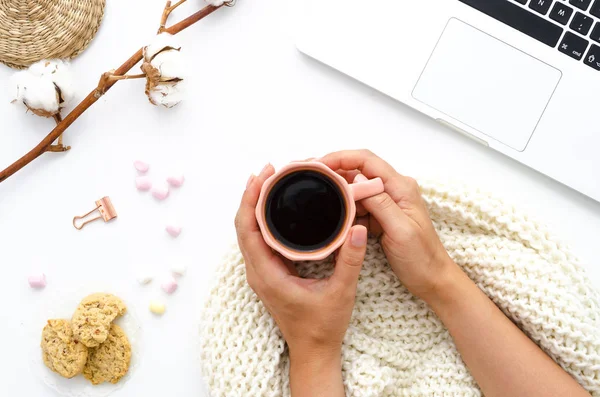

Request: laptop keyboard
left=458, top=0, right=600, bottom=70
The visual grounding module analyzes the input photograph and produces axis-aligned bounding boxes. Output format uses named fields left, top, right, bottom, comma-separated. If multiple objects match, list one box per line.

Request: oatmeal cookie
left=41, top=319, right=88, bottom=378
left=83, top=324, right=132, bottom=385
left=72, top=293, right=127, bottom=348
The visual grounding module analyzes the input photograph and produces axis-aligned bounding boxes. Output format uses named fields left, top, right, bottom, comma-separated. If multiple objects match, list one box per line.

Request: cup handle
left=349, top=175, right=385, bottom=201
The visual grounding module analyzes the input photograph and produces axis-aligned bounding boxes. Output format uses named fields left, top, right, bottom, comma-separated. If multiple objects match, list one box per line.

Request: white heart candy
left=171, top=265, right=187, bottom=276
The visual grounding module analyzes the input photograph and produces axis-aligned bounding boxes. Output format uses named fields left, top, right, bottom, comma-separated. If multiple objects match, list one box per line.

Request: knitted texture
left=200, top=181, right=600, bottom=396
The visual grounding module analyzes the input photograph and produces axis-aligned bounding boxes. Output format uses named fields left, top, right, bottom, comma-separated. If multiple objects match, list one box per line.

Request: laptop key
left=458, top=0, right=564, bottom=47
left=559, top=31, right=589, bottom=59
left=569, top=0, right=592, bottom=11
left=550, top=2, right=574, bottom=25
left=514, top=0, right=527, bottom=4
left=530, top=0, right=553, bottom=15
left=570, top=12, right=594, bottom=35
left=591, top=22, right=600, bottom=42
left=584, top=44, right=600, bottom=69
left=591, top=0, right=600, bottom=17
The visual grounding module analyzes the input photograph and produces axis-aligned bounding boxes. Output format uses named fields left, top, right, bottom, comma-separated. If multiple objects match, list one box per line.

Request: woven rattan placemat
left=0, top=0, right=106, bottom=69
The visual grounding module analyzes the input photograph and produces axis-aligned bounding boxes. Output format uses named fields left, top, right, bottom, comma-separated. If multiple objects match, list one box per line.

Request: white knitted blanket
left=200, top=182, right=600, bottom=396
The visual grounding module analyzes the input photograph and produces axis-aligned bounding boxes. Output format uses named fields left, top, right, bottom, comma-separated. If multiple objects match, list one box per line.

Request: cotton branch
left=0, top=2, right=230, bottom=184
left=159, top=0, right=188, bottom=33
left=47, top=114, right=70, bottom=152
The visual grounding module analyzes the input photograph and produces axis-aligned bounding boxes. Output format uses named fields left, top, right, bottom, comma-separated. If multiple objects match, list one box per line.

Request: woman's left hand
left=235, top=164, right=367, bottom=396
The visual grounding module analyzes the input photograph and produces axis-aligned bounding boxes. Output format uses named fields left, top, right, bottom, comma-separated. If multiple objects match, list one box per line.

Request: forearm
left=425, top=261, right=589, bottom=397
left=289, top=350, right=345, bottom=397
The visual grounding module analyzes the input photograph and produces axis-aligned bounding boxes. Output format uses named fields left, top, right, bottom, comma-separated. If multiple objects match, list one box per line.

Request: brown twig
left=0, top=3, right=225, bottom=184
left=47, top=114, right=71, bottom=152
left=109, top=73, right=147, bottom=81
left=46, top=144, right=71, bottom=153
left=159, top=0, right=188, bottom=33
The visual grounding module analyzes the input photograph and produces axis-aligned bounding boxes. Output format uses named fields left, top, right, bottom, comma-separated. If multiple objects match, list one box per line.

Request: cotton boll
left=22, top=60, right=74, bottom=104
left=144, top=33, right=181, bottom=62
left=151, top=50, right=186, bottom=81
left=27, top=60, right=57, bottom=76
left=142, top=34, right=186, bottom=108
left=11, top=59, right=75, bottom=117
left=205, top=0, right=230, bottom=6
left=148, top=82, right=184, bottom=108
left=13, top=72, right=60, bottom=115
left=49, top=61, right=75, bottom=106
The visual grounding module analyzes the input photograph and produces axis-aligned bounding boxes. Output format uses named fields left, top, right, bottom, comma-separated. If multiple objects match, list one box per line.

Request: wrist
left=289, top=347, right=343, bottom=397
left=420, top=257, right=467, bottom=308
left=289, top=343, right=342, bottom=368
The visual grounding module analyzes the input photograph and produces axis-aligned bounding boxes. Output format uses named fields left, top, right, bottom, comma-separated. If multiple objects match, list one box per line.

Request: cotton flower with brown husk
left=12, top=60, right=75, bottom=118
left=11, top=59, right=76, bottom=151
left=204, top=0, right=232, bottom=5
left=141, top=33, right=185, bottom=108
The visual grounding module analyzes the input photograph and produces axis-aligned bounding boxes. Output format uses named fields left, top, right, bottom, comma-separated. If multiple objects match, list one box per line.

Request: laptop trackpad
left=412, top=18, right=561, bottom=151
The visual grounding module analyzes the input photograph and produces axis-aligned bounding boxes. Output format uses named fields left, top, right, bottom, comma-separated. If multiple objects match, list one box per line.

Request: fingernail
left=354, top=174, right=368, bottom=183
left=351, top=226, right=368, bottom=247
left=246, top=174, right=255, bottom=189
left=260, top=163, right=271, bottom=175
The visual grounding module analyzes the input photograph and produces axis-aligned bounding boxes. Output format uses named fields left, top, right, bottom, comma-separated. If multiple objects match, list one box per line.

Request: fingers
left=235, top=164, right=290, bottom=282
left=350, top=174, right=380, bottom=236
left=367, top=216, right=383, bottom=237
left=236, top=164, right=274, bottom=235
left=361, top=191, right=411, bottom=235
left=331, top=225, right=367, bottom=289
left=236, top=165, right=272, bottom=239
left=336, top=169, right=361, bottom=184
left=335, top=170, right=368, bottom=215
left=320, top=150, right=420, bottom=204
left=354, top=202, right=367, bottom=216
left=355, top=214, right=383, bottom=237
left=321, top=149, right=399, bottom=183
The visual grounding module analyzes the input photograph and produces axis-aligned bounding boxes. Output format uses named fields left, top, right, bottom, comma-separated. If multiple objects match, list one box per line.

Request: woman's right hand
left=320, top=150, right=456, bottom=302
left=322, top=150, right=593, bottom=397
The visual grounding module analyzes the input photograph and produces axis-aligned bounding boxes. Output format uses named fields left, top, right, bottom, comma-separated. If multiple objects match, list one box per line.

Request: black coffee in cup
left=265, top=170, right=347, bottom=251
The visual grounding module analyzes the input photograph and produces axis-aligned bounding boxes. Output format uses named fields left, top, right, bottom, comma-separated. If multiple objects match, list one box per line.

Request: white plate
left=29, top=286, right=143, bottom=397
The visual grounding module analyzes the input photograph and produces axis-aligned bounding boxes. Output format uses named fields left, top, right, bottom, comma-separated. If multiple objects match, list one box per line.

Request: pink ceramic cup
left=255, top=161, right=385, bottom=261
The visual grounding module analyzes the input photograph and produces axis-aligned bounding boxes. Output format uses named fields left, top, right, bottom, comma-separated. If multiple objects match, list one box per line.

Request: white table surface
left=1, top=0, right=599, bottom=395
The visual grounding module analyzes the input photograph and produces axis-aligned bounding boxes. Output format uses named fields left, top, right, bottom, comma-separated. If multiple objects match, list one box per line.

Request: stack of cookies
left=40, top=293, right=132, bottom=385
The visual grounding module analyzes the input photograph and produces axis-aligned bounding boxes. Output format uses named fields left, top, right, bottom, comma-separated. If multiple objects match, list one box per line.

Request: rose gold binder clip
left=73, top=197, right=117, bottom=230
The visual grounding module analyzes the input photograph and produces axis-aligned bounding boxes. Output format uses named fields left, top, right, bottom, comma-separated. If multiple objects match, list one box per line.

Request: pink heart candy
left=136, top=176, right=152, bottom=191
left=134, top=160, right=150, bottom=173
left=166, top=225, right=182, bottom=237
left=28, top=274, right=47, bottom=289
left=161, top=277, right=178, bottom=294
left=167, top=174, right=185, bottom=187
left=152, top=183, right=170, bottom=200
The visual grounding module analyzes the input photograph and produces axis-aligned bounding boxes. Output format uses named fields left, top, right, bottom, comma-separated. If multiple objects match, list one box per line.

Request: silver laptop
left=295, top=0, right=600, bottom=202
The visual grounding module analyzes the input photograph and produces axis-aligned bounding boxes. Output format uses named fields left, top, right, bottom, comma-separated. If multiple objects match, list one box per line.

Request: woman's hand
left=321, top=150, right=591, bottom=397
left=235, top=164, right=368, bottom=397
left=320, top=149, right=454, bottom=302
